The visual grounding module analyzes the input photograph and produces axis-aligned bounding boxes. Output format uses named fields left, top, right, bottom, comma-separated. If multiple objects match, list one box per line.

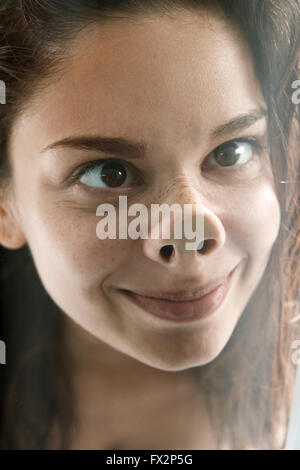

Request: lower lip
left=119, top=266, right=237, bottom=323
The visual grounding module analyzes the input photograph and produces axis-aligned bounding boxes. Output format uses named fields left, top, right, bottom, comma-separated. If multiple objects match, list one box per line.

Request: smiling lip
left=119, top=266, right=237, bottom=323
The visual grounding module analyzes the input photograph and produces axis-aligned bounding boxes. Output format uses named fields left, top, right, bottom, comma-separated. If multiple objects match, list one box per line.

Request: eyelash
left=67, top=136, right=266, bottom=187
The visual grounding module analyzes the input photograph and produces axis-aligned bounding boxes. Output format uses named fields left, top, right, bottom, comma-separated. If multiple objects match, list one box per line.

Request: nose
left=142, top=184, right=226, bottom=269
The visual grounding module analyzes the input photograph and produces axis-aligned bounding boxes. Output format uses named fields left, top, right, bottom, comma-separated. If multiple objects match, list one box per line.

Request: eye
left=204, top=138, right=264, bottom=169
left=72, top=159, right=137, bottom=189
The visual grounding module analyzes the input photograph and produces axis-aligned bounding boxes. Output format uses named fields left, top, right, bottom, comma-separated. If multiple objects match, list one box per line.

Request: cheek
left=24, top=201, right=129, bottom=289
left=222, top=182, right=281, bottom=253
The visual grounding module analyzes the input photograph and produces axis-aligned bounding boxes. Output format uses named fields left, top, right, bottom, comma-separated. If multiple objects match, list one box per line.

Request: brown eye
left=100, top=161, right=127, bottom=187
left=79, top=159, right=135, bottom=188
left=203, top=139, right=261, bottom=170
left=214, top=141, right=243, bottom=166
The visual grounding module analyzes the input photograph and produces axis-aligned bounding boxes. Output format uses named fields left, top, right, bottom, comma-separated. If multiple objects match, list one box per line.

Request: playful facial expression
left=5, top=10, right=281, bottom=371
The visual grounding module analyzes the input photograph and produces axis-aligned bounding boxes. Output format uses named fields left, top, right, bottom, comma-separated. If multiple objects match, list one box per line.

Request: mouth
left=118, top=265, right=238, bottom=323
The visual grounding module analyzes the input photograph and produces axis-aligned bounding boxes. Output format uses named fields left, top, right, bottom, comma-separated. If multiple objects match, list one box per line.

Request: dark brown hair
left=0, top=0, right=299, bottom=449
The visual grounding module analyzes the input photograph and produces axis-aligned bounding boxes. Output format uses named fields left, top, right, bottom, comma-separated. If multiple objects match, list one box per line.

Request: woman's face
left=4, top=11, right=281, bottom=370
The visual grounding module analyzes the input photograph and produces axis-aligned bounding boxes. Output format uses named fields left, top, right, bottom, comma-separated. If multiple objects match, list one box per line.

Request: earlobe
left=0, top=205, right=26, bottom=250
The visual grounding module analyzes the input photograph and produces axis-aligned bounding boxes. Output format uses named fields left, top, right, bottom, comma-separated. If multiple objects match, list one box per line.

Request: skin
left=0, top=10, right=281, bottom=448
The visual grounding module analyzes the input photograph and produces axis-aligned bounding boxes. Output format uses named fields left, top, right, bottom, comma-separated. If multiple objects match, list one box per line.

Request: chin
left=131, top=345, right=226, bottom=372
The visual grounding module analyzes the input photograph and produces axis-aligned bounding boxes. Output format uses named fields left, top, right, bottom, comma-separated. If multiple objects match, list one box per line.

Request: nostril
left=197, top=239, right=217, bottom=254
left=160, top=244, right=174, bottom=260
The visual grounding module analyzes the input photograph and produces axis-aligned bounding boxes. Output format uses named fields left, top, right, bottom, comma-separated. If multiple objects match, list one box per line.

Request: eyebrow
left=41, top=108, right=268, bottom=158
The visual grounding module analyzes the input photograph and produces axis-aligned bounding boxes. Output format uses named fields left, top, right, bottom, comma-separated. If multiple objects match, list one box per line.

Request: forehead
left=13, top=11, right=266, bottom=148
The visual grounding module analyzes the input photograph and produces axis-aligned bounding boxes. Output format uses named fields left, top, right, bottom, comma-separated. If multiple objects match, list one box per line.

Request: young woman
left=0, top=0, right=299, bottom=450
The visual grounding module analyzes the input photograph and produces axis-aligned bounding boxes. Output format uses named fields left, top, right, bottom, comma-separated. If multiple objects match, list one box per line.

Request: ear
left=0, top=202, right=26, bottom=250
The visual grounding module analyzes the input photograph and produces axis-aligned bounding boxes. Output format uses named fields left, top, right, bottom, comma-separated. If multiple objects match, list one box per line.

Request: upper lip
left=120, top=266, right=236, bottom=302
